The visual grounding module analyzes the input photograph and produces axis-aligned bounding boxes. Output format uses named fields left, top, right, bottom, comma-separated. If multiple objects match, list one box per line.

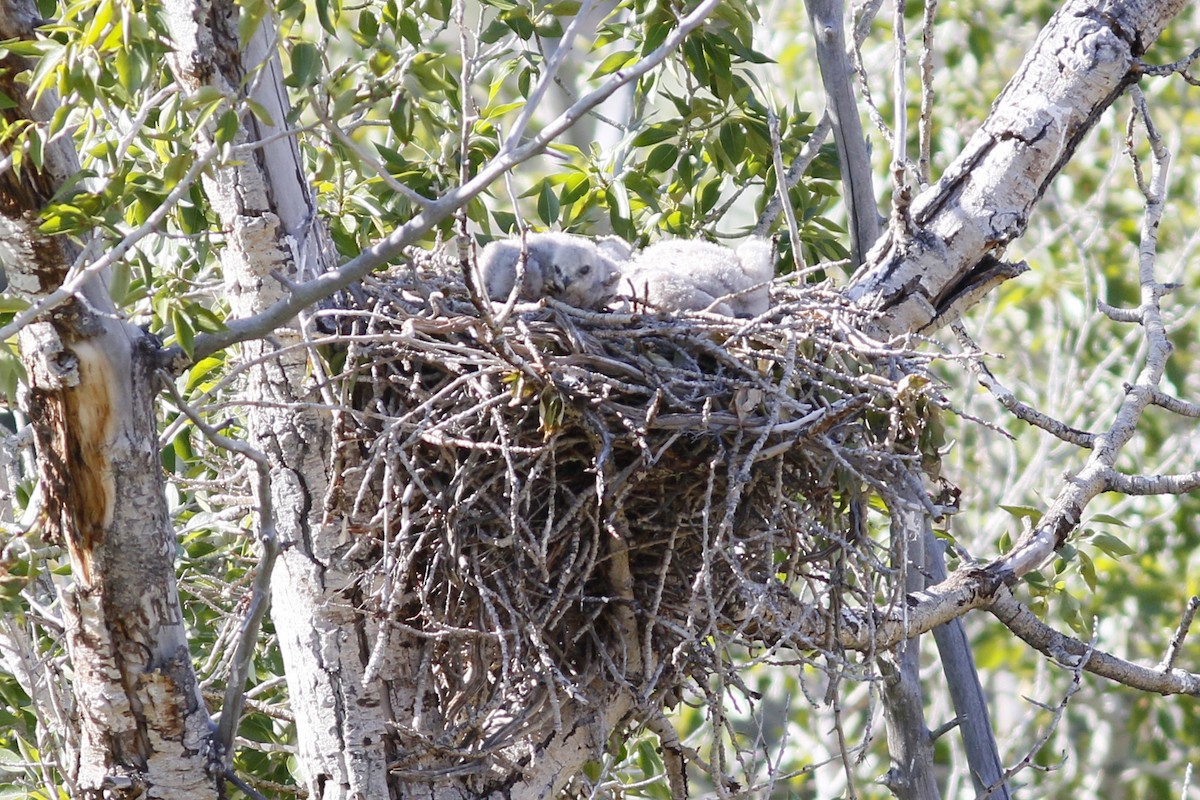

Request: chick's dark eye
left=579, top=264, right=591, bottom=276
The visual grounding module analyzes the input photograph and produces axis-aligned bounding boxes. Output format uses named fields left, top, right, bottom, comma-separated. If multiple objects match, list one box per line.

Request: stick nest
left=323, top=251, right=944, bottom=776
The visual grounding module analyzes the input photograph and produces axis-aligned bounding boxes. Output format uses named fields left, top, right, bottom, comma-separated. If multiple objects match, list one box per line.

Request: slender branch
left=1136, top=45, right=1200, bottom=83
left=952, top=322, right=1096, bottom=448
left=925, top=524, right=1010, bottom=800
left=161, top=377, right=280, bottom=764
left=983, top=634, right=1091, bottom=795
left=916, top=0, right=937, bottom=185
left=0, top=141, right=219, bottom=343
left=309, top=94, right=431, bottom=204
left=991, top=591, right=1200, bottom=695
left=1103, top=469, right=1200, bottom=495
left=804, top=0, right=881, bottom=267
left=888, top=0, right=912, bottom=227
left=984, top=83, right=1175, bottom=582
left=223, top=768, right=271, bottom=800
left=1141, top=385, right=1200, bottom=418
left=753, top=112, right=833, bottom=237
left=643, top=712, right=689, bottom=800
left=879, top=493, right=941, bottom=800
left=503, top=0, right=596, bottom=151
left=1160, top=597, right=1200, bottom=672
left=767, top=108, right=806, bottom=273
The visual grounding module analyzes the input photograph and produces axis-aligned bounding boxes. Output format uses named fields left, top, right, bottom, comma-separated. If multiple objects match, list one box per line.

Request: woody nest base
left=322, top=255, right=944, bottom=775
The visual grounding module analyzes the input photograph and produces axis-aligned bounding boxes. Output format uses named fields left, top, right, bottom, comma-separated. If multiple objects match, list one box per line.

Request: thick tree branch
left=879, top=497, right=941, bottom=800
left=1, top=0, right=216, bottom=794
left=991, top=591, right=1200, bottom=696
left=925, top=530, right=1010, bottom=800
left=846, top=0, right=1189, bottom=336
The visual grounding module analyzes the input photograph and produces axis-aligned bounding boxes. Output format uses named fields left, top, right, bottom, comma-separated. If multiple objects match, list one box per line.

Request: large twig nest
left=322, top=251, right=942, bottom=760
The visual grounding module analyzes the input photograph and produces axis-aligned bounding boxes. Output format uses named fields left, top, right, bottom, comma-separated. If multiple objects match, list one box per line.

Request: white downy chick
left=615, top=237, right=775, bottom=317
left=477, top=232, right=628, bottom=309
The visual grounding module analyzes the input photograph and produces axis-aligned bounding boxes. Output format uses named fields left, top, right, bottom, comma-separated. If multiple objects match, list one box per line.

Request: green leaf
left=698, top=177, right=722, bottom=213
left=1024, top=570, right=1049, bottom=591
left=187, top=356, right=226, bottom=392
left=244, top=98, right=275, bottom=126
left=536, top=181, right=560, bottom=225
left=1087, top=513, right=1128, bottom=527
left=713, top=27, right=773, bottom=64
left=81, top=0, right=115, bottom=47
left=560, top=173, right=590, bottom=206
left=397, top=13, right=421, bottom=47
left=170, top=307, right=196, bottom=360
left=109, top=261, right=132, bottom=306
left=0, top=40, right=44, bottom=58
left=314, top=0, right=341, bottom=35
left=632, top=123, right=677, bottom=148
left=358, top=10, right=379, bottom=43
left=718, top=121, right=746, bottom=164
left=290, top=42, right=320, bottom=89
left=479, top=18, right=512, bottom=44
left=539, top=389, right=563, bottom=439
left=214, top=109, right=240, bottom=145
left=1078, top=550, right=1098, bottom=592
left=645, top=142, right=678, bottom=173
left=1088, top=531, right=1136, bottom=559
left=999, top=504, right=1043, bottom=524
left=590, top=49, right=636, bottom=79
left=482, top=99, right=524, bottom=120
left=188, top=305, right=227, bottom=333
left=642, top=21, right=670, bottom=55
left=238, top=0, right=271, bottom=47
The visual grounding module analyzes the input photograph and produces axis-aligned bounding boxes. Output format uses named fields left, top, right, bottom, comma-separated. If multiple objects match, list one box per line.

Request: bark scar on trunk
left=26, top=317, right=118, bottom=585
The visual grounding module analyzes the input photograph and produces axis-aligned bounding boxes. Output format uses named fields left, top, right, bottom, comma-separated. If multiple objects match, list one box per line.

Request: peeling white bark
left=2, top=1, right=215, bottom=795
left=846, top=0, right=1188, bottom=336
left=162, top=1, right=394, bottom=795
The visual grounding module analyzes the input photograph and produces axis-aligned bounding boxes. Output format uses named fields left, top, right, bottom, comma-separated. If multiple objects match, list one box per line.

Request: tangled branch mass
left=321, top=251, right=948, bottom=777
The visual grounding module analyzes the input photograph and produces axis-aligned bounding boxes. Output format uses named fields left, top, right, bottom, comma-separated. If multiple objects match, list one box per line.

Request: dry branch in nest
left=319, top=250, right=945, bottom=785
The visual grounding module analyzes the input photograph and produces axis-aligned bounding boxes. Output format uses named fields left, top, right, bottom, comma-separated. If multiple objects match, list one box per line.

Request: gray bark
left=804, top=0, right=881, bottom=267
left=161, top=0, right=391, bottom=796
left=160, top=1, right=653, bottom=796
left=846, top=0, right=1188, bottom=336
left=1, top=1, right=214, bottom=795
left=880, top=498, right=941, bottom=800
left=926, top=532, right=1011, bottom=800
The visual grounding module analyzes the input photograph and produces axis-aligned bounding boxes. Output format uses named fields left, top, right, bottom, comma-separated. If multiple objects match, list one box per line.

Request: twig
left=0, top=141, right=220, bottom=343
left=1159, top=597, right=1200, bottom=671
left=1136, top=45, right=1200, bottom=83
left=767, top=108, right=806, bottom=272
left=916, top=0, right=938, bottom=185
left=753, top=112, right=833, bottom=237
left=161, top=377, right=279, bottom=765
left=952, top=322, right=1095, bottom=448
left=981, top=634, right=1093, bottom=796
left=991, top=590, right=1200, bottom=695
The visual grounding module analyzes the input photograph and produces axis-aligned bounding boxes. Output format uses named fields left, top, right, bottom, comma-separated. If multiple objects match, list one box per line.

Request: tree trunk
left=161, top=0, right=396, bottom=796
left=1, top=2, right=214, bottom=796
left=880, top=497, right=940, bottom=800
